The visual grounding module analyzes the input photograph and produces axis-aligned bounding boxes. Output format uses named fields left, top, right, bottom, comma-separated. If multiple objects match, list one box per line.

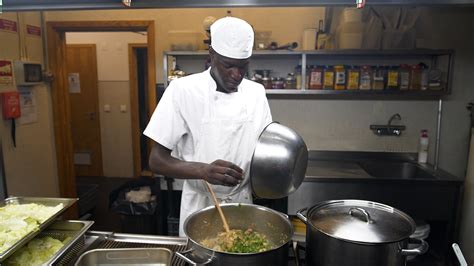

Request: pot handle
left=175, top=248, right=213, bottom=265
left=400, top=238, right=429, bottom=256
left=296, top=207, right=308, bottom=224
left=349, top=207, right=374, bottom=224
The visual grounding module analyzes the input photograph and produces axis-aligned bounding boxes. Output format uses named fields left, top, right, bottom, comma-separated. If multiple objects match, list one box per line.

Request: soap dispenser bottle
left=418, top=129, right=429, bottom=163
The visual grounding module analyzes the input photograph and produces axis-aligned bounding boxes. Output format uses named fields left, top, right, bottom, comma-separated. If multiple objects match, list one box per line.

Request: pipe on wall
left=3, top=0, right=474, bottom=12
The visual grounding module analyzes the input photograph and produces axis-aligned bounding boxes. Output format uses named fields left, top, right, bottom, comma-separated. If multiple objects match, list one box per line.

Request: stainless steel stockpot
left=176, top=203, right=293, bottom=266
left=297, top=199, right=429, bottom=266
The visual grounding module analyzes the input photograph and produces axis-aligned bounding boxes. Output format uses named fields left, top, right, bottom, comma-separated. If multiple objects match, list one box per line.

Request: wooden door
left=66, top=44, right=103, bottom=176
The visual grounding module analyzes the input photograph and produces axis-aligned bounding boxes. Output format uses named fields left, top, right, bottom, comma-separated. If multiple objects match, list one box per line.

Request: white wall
left=270, top=100, right=437, bottom=157
left=66, top=32, right=147, bottom=177
left=0, top=12, right=59, bottom=197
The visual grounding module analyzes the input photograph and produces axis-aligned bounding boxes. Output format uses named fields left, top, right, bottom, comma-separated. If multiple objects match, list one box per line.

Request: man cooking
left=144, top=17, right=272, bottom=237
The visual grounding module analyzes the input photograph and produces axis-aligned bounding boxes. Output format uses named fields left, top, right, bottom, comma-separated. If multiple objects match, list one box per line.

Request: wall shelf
left=163, top=49, right=454, bottom=100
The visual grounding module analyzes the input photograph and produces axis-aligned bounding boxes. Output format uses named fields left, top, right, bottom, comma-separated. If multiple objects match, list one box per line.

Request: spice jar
left=359, top=65, right=372, bottom=90
left=409, top=64, right=422, bottom=90
left=284, top=73, right=297, bottom=90
left=372, top=66, right=386, bottom=90
left=309, top=65, right=323, bottom=90
left=262, top=76, right=272, bottom=90
left=347, top=66, right=360, bottom=90
left=271, top=77, right=284, bottom=90
left=334, top=65, right=346, bottom=90
left=399, top=64, right=411, bottom=90
left=295, top=65, right=302, bottom=90
left=387, top=66, right=400, bottom=90
left=323, top=65, right=335, bottom=90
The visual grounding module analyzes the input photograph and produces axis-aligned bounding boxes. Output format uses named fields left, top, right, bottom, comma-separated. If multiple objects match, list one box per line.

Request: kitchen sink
left=358, top=161, right=435, bottom=179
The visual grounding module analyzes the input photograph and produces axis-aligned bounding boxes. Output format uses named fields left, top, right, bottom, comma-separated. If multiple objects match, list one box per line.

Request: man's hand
left=201, top=159, right=243, bottom=186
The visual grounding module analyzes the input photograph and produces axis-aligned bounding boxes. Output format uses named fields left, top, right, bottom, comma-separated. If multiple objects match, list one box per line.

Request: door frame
left=46, top=21, right=156, bottom=214
left=128, top=43, right=147, bottom=178
left=66, top=43, right=104, bottom=177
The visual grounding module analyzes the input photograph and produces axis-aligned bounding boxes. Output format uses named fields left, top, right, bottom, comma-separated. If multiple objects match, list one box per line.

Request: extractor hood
left=2, top=0, right=474, bottom=12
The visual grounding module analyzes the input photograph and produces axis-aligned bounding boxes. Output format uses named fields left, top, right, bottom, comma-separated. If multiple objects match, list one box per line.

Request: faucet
left=370, top=113, right=406, bottom=137
left=387, top=113, right=401, bottom=127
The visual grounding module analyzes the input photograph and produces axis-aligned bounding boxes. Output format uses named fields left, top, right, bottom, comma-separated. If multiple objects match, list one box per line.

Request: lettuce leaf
left=0, top=203, right=63, bottom=254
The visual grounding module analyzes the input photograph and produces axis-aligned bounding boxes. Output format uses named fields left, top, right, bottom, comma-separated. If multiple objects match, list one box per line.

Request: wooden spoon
left=204, top=181, right=230, bottom=233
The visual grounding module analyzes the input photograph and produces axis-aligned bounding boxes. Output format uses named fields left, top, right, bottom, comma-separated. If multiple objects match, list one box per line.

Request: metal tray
left=2, top=220, right=93, bottom=265
left=68, top=231, right=188, bottom=266
left=75, top=247, right=173, bottom=266
left=0, top=196, right=78, bottom=261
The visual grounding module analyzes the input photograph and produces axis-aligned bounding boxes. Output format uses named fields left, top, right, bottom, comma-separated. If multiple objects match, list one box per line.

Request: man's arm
left=149, top=142, right=243, bottom=186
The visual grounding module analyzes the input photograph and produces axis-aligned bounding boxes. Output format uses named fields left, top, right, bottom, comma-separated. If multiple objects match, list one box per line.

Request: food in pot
left=4, top=236, right=69, bottom=266
left=201, top=228, right=273, bottom=253
left=0, top=203, right=63, bottom=253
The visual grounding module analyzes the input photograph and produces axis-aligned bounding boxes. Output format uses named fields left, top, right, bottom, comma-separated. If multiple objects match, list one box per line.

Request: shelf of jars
left=163, top=49, right=454, bottom=100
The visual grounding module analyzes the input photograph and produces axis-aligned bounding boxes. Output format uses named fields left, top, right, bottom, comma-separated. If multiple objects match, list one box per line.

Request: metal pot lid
left=308, top=200, right=415, bottom=244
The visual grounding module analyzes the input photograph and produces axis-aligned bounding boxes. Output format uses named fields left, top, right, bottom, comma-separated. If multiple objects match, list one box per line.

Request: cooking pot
left=297, top=199, right=428, bottom=266
left=176, top=203, right=293, bottom=266
left=250, top=122, right=308, bottom=199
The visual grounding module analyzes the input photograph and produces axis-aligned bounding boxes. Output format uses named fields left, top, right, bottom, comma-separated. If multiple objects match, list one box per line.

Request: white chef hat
left=210, top=17, right=254, bottom=59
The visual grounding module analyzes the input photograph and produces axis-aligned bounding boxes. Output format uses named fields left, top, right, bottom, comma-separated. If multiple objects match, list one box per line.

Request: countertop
left=303, top=151, right=464, bottom=184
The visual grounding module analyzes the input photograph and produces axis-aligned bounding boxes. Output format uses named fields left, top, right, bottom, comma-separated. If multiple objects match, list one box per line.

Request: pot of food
left=176, top=203, right=293, bottom=266
left=297, top=200, right=429, bottom=266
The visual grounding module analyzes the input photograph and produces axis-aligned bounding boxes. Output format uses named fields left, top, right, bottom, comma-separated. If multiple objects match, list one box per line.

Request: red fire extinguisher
left=1, top=92, right=21, bottom=147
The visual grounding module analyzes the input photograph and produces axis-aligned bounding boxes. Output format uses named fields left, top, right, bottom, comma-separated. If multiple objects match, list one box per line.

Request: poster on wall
left=68, top=73, right=81, bottom=93
left=0, top=19, right=18, bottom=33
left=26, top=25, right=41, bottom=37
left=18, top=87, right=38, bottom=125
left=0, top=60, right=14, bottom=85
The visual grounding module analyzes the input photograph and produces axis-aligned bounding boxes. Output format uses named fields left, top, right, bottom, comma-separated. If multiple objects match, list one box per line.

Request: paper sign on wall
left=0, top=60, right=13, bottom=85
left=0, top=19, right=18, bottom=33
left=18, top=87, right=38, bottom=125
left=68, top=73, right=81, bottom=93
left=26, top=25, right=41, bottom=37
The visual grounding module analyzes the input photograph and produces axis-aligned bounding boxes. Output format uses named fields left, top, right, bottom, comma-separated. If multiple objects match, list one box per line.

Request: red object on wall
left=0, top=19, right=18, bottom=33
left=2, top=91, right=21, bottom=119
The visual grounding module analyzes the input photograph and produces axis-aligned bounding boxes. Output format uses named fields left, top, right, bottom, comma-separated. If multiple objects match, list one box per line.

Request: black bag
left=109, top=177, right=158, bottom=216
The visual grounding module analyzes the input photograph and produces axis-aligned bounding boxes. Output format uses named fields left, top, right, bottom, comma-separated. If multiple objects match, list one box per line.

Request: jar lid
left=307, top=200, right=415, bottom=244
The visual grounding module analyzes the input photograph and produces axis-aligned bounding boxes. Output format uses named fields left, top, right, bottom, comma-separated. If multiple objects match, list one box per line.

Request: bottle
left=409, top=64, right=422, bottom=90
left=347, top=65, right=360, bottom=90
left=309, top=65, right=323, bottom=89
left=372, top=66, right=385, bottom=90
left=399, top=64, right=411, bottom=90
left=284, top=73, right=296, bottom=89
left=359, top=65, right=372, bottom=90
left=295, top=65, right=302, bottom=90
left=418, top=130, right=429, bottom=164
left=387, top=66, right=400, bottom=90
left=334, top=65, right=346, bottom=90
left=323, top=65, right=334, bottom=90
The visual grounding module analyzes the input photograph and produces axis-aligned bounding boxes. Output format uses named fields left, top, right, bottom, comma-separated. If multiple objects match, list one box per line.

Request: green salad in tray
left=0, top=203, right=63, bottom=254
